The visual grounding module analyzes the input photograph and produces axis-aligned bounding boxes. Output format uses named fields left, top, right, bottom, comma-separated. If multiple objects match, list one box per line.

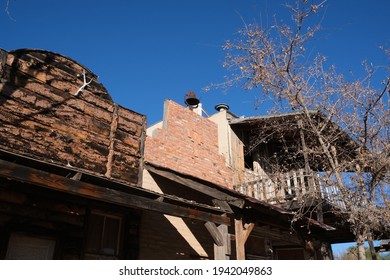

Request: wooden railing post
left=243, top=165, right=326, bottom=205
left=298, top=120, right=316, bottom=193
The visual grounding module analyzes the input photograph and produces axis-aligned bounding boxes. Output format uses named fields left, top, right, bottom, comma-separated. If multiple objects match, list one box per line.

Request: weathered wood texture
left=212, top=224, right=230, bottom=260
left=0, top=159, right=230, bottom=225
left=0, top=49, right=146, bottom=186
left=235, top=219, right=254, bottom=260
left=0, top=185, right=86, bottom=228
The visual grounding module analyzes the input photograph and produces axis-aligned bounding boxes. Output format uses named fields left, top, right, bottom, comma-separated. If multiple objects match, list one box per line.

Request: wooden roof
left=0, top=48, right=146, bottom=186
left=230, top=111, right=359, bottom=171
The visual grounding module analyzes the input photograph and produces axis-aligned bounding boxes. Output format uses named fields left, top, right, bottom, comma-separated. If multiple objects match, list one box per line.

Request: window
left=6, top=233, right=56, bottom=260
left=85, top=211, right=122, bottom=259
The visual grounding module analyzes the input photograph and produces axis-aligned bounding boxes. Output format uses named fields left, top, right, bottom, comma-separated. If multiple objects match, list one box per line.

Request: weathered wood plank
left=7, top=56, right=111, bottom=109
left=113, top=139, right=140, bottom=157
left=235, top=218, right=255, bottom=260
left=7, top=52, right=105, bottom=96
left=251, top=225, right=302, bottom=245
left=1, top=49, right=145, bottom=186
left=205, top=221, right=224, bottom=246
left=3, top=55, right=145, bottom=135
left=8, top=51, right=86, bottom=79
left=146, top=164, right=245, bottom=208
left=0, top=188, right=27, bottom=204
left=0, top=82, right=113, bottom=135
left=117, top=118, right=144, bottom=138
left=0, top=159, right=230, bottom=225
left=212, top=199, right=233, bottom=213
left=0, top=201, right=84, bottom=226
left=7, top=52, right=114, bottom=107
left=292, top=170, right=298, bottom=195
left=213, top=224, right=230, bottom=260
left=2, top=70, right=69, bottom=102
left=0, top=120, right=141, bottom=182
left=117, top=105, right=145, bottom=126
left=115, top=130, right=143, bottom=147
left=0, top=120, right=109, bottom=172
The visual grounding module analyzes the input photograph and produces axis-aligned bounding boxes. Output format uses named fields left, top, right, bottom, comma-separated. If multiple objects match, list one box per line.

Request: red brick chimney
left=145, top=100, right=233, bottom=189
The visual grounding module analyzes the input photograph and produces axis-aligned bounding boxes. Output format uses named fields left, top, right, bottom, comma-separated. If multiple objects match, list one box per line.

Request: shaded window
left=6, top=233, right=56, bottom=260
left=85, top=211, right=122, bottom=259
left=276, top=248, right=305, bottom=260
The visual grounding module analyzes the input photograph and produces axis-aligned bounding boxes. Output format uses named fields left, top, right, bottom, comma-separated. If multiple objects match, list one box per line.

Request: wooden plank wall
left=138, top=210, right=214, bottom=260
left=0, top=49, right=146, bottom=186
left=230, top=129, right=246, bottom=187
left=0, top=178, right=142, bottom=260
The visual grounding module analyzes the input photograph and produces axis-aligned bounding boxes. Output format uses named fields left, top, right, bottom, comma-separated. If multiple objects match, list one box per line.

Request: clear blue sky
left=1, top=0, right=389, bottom=254
left=2, top=0, right=389, bottom=125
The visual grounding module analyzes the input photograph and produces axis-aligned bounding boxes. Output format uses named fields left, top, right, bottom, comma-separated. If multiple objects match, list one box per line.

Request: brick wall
left=145, top=100, right=233, bottom=189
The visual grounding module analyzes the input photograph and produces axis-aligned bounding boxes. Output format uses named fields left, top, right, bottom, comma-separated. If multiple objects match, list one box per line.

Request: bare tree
left=5, top=0, right=15, bottom=21
left=215, top=0, right=390, bottom=259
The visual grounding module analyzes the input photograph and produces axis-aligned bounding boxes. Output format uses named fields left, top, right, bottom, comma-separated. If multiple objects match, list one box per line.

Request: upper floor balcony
left=234, top=167, right=346, bottom=210
left=229, top=111, right=356, bottom=213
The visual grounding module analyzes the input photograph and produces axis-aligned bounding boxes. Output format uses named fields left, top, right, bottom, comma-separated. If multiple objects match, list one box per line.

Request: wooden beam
left=0, top=159, right=230, bottom=225
left=146, top=164, right=245, bottom=208
left=212, top=199, right=232, bottom=213
left=205, top=221, right=224, bottom=246
left=0, top=148, right=226, bottom=214
left=235, top=218, right=255, bottom=260
left=0, top=201, right=84, bottom=226
left=205, top=221, right=231, bottom=259
left=214, top=224, right=230, bottom=260
left=70, top=172, right=82, bottom=181
left=252, top=225, right=302, bottom=245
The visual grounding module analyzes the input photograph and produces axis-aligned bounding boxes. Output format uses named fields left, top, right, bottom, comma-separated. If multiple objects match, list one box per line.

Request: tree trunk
left=368, top=239, right=377, bottom=260
left=357, top=236, right=366, bottom=260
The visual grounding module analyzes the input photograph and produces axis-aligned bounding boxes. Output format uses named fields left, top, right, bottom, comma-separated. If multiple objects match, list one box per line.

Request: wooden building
left=143, top=99, right=356, bottom=260
left=0, top=49, right=230, bottom=259
left=0, top=48, right=356, bottom=260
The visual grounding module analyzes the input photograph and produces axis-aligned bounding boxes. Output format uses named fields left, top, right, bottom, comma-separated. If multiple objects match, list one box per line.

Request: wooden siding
left=0, top=49, right=146, bottom=186
left=0, top=177, right=141, bottom=260
left=139, top=210, right=214, bottom=260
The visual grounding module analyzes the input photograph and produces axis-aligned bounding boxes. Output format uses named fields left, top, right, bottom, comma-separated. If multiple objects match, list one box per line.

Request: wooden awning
left=0, top=150, right=230, bottom=226
left=145, top=162, right=245, bottom=209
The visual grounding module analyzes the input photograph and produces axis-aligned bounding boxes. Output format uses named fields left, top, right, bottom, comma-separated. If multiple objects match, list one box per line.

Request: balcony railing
left=234, top=168, right=346, bottom=209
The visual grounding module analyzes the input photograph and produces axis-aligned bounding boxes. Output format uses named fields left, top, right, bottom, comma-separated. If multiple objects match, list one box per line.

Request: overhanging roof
left=229, top=110, right=359, bottom=171
left=145, top=161, right=342, bottom=235
left=229, top=110, right=319, bottom=126
left=0, top=149, right=230, bottom=225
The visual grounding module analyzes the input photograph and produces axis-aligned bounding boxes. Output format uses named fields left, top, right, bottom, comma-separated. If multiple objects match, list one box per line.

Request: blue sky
left=2, top=0, right=389, bottom=126
left=1, top=0, right=389, bottom=254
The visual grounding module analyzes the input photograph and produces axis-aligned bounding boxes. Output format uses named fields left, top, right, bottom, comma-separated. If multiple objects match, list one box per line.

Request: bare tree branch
left=218, top=0, right=390, bottom=260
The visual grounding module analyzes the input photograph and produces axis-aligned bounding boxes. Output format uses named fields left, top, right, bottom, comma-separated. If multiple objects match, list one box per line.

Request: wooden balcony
left=234, top=168, right=346, bottom=210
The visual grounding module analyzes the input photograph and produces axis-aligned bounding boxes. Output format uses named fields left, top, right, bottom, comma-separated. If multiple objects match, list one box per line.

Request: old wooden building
left=143, top=99, right=356, bottom=260
left=0, top=48, right=357, bottom=260
left=0, top=49, right=231, bottom=259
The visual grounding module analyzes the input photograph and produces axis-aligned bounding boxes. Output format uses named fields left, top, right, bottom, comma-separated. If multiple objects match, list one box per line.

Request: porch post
left=205, top=222, right=231, bottom=260
left=235, top=218, right=255, bottom=260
